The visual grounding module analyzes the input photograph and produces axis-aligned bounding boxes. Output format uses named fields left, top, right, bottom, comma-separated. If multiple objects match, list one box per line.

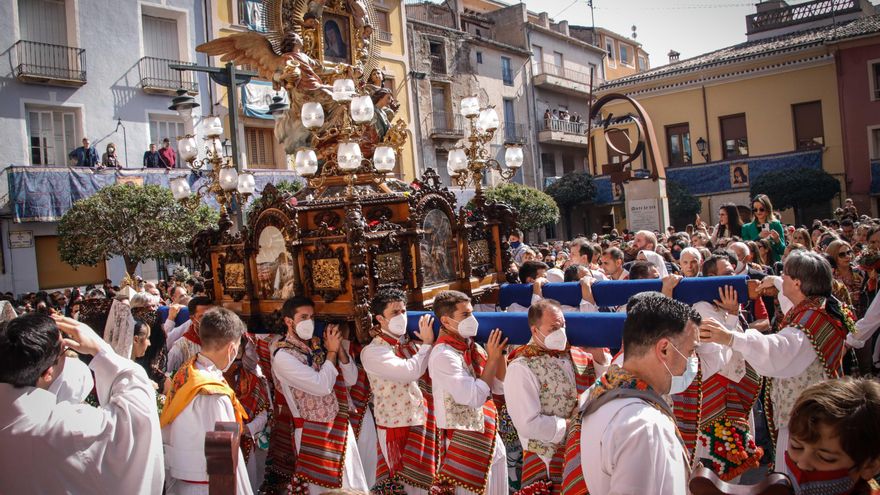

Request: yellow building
left=585, top=10, right=880, bottom=230
left=208, top=0, right=418, bottom=180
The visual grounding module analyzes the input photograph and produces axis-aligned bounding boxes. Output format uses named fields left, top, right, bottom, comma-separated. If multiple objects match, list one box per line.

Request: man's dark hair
left=519, top=260, right=548, bottom=283
left=198, top=307, right=246, bottom=351
left=187, top=296, right=214, bottom=315
left=510, top=229, right=523, bottom=239
left=527, top=298, right=562, bottom=328
left=192, top=281, right=205, bottom=294
left=371, top=288, right=407, bottom=319
left=623, top=292, right=701, bottom=358
left=281, top=295, right=315, bottom=319
left=563, top=264, right=585, bottom=282
left=0, top=313, right=62, bottom=387
left=713, top=249, right=737, bottom=267
left=603, top=247, right=624, bottom=261
left=628, top=261, right=656, bottom=280
left=841, top=219, right=854, bottom=228
left=433, top=290, right=470, bottom=324
left=701, top=254, right=730, bottom=277
left=570, top=237, right=592, bottom=259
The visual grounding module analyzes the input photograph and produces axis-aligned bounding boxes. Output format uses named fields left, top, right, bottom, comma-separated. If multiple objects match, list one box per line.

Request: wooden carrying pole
left=206, top=421, right=241, bottom=495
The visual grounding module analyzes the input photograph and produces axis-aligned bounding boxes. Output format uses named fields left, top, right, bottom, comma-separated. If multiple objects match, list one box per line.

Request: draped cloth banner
left=498, top=276, right=749, bottom=310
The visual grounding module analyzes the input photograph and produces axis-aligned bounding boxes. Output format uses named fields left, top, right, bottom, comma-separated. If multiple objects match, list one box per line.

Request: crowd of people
left=543, top=109, right=585, bottom=126
left=67, top=136, right=179, bottom=169
left=2, top=193, right=880, bottom=494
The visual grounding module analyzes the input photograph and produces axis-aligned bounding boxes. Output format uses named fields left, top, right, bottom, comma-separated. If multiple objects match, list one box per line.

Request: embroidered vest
left=521, top=354, right=577, bottom=458
left=772, top=358, right=828, bottom=428
left=275, top=344, right=339, bottom=422
left=442, top=344, right=487, bottom=432
left=367, top=336, right=427, bottom=428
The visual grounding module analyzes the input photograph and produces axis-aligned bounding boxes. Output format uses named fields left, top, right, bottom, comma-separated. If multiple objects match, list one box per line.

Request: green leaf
left=749, top=167, right=840, bottom=211
left=544, top=172, right=597, bottom=207
left=482, top=183, right=560, bottom=232
left=667, top=180, right=701, bottom=227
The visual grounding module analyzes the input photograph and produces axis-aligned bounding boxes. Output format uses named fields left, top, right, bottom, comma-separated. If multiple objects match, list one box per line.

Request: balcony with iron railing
left=746, top=0, right=863, bottom=35
left=429, top=111, right=466, bottom=140
left=138, top=57, right=199, bottom=95
left=533, top=62, right=593, bottom=96
left=536, top=118, right=589, bottom=146
left=405, top=0, right=457, bottom=29
left=13, top=40, right=86, bottom=87
left=430, top=55, right=447, bottom=75
left=377, top=30, right=393, bottom=43
left=503, top=123, right=528, bottom=144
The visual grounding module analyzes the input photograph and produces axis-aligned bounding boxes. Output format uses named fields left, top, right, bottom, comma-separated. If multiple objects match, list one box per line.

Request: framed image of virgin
left=322, top=13, right=351, bottom=64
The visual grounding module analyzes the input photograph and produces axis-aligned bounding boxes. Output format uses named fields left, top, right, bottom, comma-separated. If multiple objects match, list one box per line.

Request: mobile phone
left=762, top=224, right=770, bottom=232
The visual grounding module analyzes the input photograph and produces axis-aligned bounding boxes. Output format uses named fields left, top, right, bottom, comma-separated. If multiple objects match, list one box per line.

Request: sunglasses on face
left=752, top=206, right=765, bottom=213
left=838, top=250, right=853, bottom=257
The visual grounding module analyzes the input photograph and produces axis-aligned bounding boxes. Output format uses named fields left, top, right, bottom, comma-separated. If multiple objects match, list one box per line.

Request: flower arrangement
left=856, top=249, right=880, bottom=272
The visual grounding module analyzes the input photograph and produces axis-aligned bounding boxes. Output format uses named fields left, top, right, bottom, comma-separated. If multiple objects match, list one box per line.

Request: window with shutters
left=665, top=123, right=692, bottom=166
left=245, top=127, right=275, bottom=167
left=541, top=153, right=556, bottom=179
left=605, top=37, right=615, bottom=65
left=26, top=106, right=78, bottom=166
left=18, top=0, right=69, bottom=45
left=792, top=101, right=824, bottom=150
left=870, top=61, right=880, bottom=101
left=619, top=44, right=630, bottom=66
left=149, top=115, right=185, bottom=150
left=720, top=114, right=748, bottom=159
left=142, top=15, right=180, bottom=60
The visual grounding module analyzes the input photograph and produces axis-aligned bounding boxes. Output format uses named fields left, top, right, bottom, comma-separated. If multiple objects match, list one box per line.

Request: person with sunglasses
left=742, top=194, right=786, bottom=263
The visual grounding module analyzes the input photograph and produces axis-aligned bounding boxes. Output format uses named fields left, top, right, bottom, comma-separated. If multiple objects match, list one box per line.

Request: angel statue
left=198, top=32, right=347, bottom=155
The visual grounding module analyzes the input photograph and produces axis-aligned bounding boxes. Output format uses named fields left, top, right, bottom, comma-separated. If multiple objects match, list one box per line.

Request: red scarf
left=431, top=332, right=497, bottom=495
left=182, top=321, right=201, bottom=346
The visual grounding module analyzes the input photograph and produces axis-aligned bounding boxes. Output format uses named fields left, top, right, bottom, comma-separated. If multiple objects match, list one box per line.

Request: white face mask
left=663, top=343, right=698, bottom=395
left=295, top=319, right=314, bottom=340
left=387, top=313, right=408, bottom=337
left=221, top=343, right=239, bottom=373
left=454, top=315, right=479, bottom=338
left=542, top=327, right=567, bottom=351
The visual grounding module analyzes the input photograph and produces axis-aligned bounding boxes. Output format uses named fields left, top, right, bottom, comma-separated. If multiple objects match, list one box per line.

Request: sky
left=517, top=0, right=877, bottom=65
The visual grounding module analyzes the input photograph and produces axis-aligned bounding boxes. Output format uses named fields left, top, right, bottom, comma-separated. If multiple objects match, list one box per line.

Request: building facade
left=588, top=0, right=880, bottom=232
left=0, top=0, right=213, bottom=294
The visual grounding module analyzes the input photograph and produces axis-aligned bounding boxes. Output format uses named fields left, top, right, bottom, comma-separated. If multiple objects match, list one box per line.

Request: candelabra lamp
left=446, top=96, right=524, bottom=197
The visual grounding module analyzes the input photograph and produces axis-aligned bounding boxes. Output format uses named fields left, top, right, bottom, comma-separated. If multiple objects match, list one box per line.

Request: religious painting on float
left=730, top=163, right=749, bottom=188
left=421, top=208, right=457, bottom=285
left=255, top=226, right=297, bottom=300
left=321, top=13, right=352, bottom=64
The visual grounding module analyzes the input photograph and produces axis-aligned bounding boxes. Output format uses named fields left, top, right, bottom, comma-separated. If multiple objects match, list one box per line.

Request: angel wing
left=197, top=31, right=287, bottom=81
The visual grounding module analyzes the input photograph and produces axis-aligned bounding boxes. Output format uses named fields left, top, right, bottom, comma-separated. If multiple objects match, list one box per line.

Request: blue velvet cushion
left=498, top=276, right=748, bottom=309
left=404, top=311, right=625, bottom=347
left=157, top=306, right=190, bottom=327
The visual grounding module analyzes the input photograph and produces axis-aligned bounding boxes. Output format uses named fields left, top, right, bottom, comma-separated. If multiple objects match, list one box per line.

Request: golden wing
left=196, top=32, right=286, bottom=81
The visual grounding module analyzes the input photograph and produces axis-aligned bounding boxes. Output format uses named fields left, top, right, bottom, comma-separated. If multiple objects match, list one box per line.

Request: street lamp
left=446, top=96, right=523, bottom=196
left=696, top=137, right=710, bottom=162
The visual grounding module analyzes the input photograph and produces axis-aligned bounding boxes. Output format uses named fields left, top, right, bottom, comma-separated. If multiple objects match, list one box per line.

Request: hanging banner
left=242, top=80, right=289, bottom=120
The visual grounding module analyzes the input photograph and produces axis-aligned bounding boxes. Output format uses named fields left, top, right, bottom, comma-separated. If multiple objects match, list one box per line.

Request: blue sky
left=519, top=0, right=878, bottom=66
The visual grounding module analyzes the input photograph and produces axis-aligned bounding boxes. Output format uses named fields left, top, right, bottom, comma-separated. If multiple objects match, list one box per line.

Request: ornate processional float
left=189, top=0, right=521, bottom=342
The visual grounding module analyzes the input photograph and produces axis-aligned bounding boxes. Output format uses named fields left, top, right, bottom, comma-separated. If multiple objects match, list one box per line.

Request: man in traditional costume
left=428, top=290, right=509, bottom=495
left=0, top=313, right=165, bottom=494
left=576, top=292, right=700, bottom=495
left=224, top=335, right=272, bottom=493
left=362, top=289, right=438, bottom=494
left=505, top=299, right=609, bottom=495
left=166, top=296, right=215, bottom=375
left=701, top=250, right=851, bottom=474
left=688, top=255, right=764, bottom=481
left=271, top=296, right=369, bottom=494
left=161, top=307, right=252, bottom=495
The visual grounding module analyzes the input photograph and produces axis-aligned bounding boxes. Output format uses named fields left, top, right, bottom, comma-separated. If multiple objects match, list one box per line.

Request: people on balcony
left=159, top=138, right=177, bottom=169
left=68, top=137, right=99, bottom=168
left=101, top=143, right=121, bottom=170
left=144, top=143, right=163, bottom=168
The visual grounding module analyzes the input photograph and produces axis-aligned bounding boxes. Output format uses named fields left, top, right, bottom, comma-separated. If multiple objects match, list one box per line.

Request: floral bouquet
left=856, top=249, right=880, bottom=272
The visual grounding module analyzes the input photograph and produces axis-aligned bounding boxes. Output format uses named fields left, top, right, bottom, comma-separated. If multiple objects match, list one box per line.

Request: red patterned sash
left=671, top=363, right=702, bottom=459
left=432, top=333, right=498, bottom=495
left=347, top=340, right=372, bottom=439
left=373, top=333, right=439, bottom=492
left=254, top=336, right=298, bottom=491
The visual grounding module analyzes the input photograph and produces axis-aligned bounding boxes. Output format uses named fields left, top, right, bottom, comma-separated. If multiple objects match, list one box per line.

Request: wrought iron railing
left=430, top=55, right=446, bottom=75
left=431, top=112, right=465, bottom=135
left=13, top=40, right=86, bottom=83
left=138, top=57, right=198, bottom=93
left=377, top=30, right=393, bottom=43
left=534, top=62, right=592, bottom=86
left=504, top=123, right=528, bottom=144
left=746, top=0, right=860, bottom=34
left=538, top=118, right=588, bottom=135
left=405, top=0, right=457, bottom=29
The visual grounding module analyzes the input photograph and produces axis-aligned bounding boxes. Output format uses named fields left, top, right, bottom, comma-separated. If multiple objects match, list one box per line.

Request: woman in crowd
left=711, top=203, right=743, bottom=244
left=826, top=240, right=866, bottom=317
left=101, top=143, right=120, bottom=169
left=754, top=238, right=774, bottom=270
left=791, top=228, right=814, bottom=252
left=742, top=194, right=786, bottom=262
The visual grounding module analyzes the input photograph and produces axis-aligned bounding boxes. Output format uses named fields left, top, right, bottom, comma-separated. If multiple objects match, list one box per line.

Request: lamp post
left=446, top=96, right=523, bottom=198
left=696, top=137, right=710, bottom=162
